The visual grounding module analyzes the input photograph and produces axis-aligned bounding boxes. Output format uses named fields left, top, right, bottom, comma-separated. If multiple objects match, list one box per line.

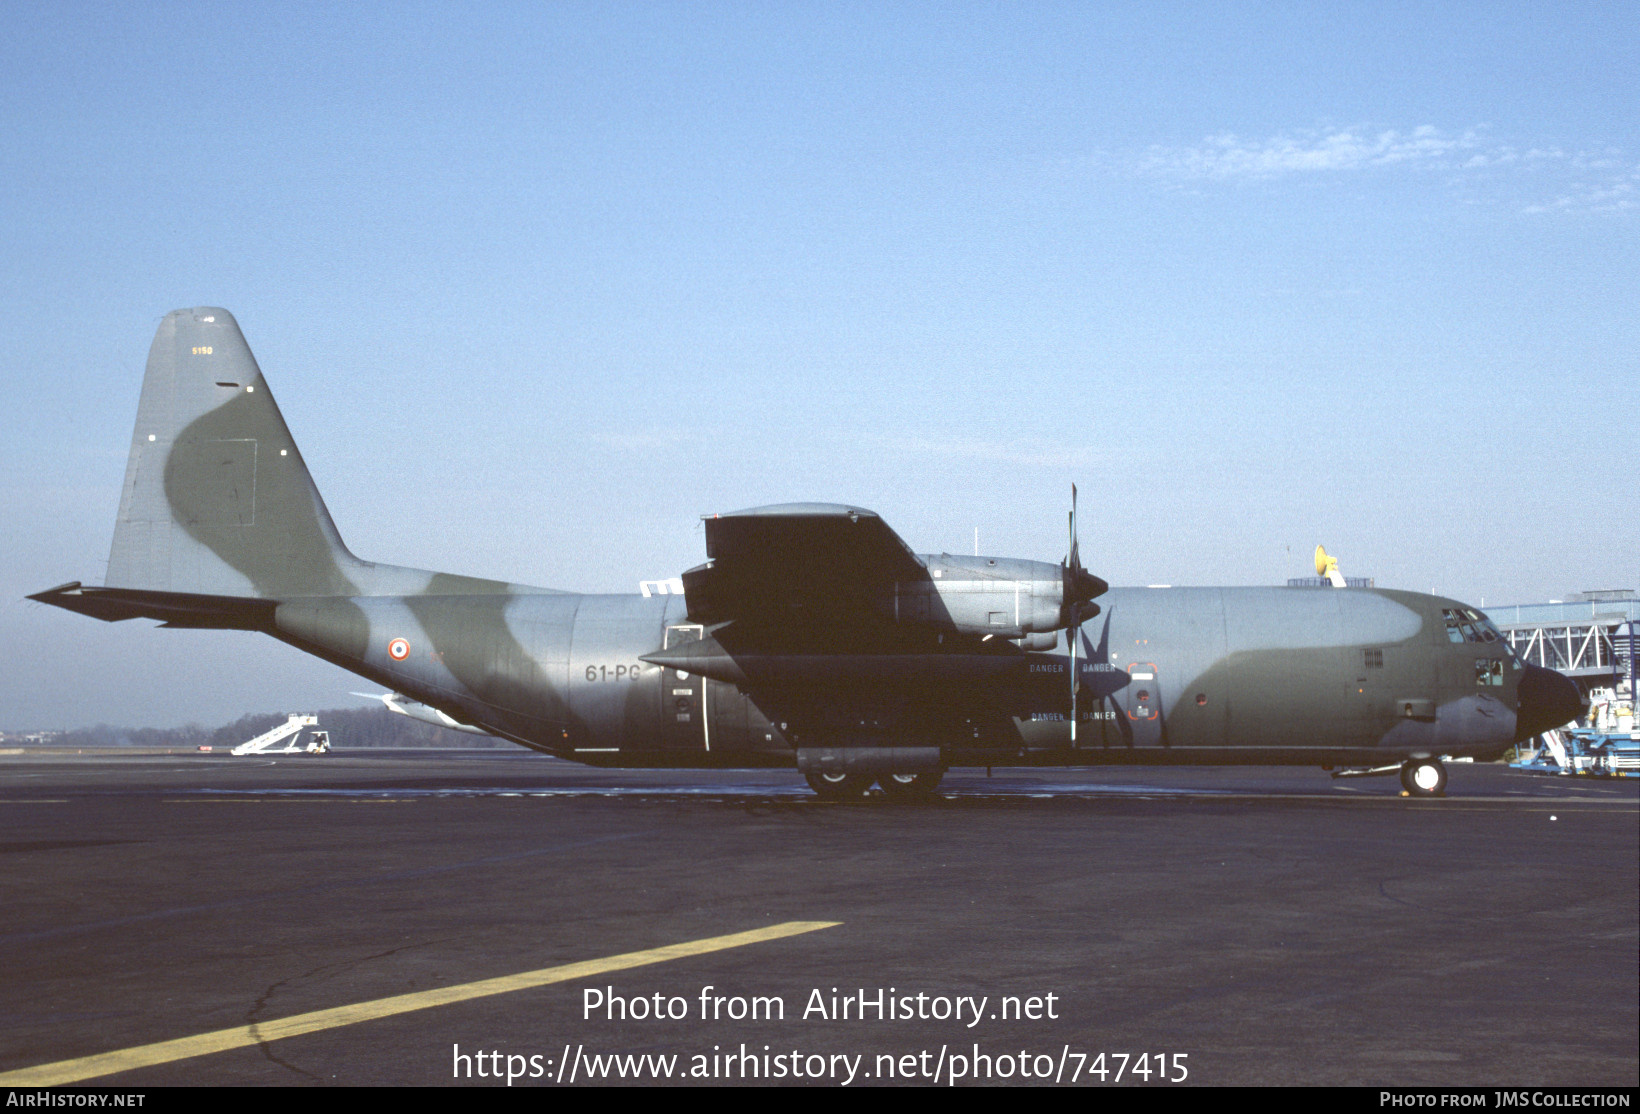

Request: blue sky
left=3, top=3, right=1636, bottom=728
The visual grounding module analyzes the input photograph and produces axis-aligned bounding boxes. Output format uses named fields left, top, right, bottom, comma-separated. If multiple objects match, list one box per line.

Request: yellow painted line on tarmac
left=0, top=920, right=841, bottom=1086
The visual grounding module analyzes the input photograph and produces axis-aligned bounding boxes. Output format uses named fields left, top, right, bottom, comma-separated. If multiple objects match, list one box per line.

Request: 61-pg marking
left=585, top=663, right=642, bottom=682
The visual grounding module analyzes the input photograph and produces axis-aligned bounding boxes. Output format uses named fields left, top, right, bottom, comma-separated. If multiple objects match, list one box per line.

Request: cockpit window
left=1443, top=608, right=1466, bottom=642
left=1443, top=608, right=1504, bottom=644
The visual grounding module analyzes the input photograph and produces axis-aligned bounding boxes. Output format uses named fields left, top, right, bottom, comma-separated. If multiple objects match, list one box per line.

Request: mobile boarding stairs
left=230, top=714, right=331, bottom=756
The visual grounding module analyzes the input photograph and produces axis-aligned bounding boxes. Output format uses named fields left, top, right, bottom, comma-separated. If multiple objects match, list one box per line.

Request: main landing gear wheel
left=1400, top=758, right=1447, bottom=798
left=877, top=770, right=945, bottom=801
left=804, top=770, right=874, bottom=800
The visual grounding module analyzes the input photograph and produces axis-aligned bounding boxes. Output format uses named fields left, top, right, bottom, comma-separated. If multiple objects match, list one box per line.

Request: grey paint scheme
left=36, top=308, right=1563, bottom=770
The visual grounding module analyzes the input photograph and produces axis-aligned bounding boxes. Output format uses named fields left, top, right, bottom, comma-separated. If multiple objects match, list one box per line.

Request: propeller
left=1071, top=613, right=1134, bottom=747
left=1061, top=484, right=1110, bottom=742
left=1062, top=484, right=1108, bottom=626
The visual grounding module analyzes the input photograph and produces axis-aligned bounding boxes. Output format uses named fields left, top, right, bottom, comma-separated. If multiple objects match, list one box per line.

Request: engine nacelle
left=872, top=554, right=1082, bottom=640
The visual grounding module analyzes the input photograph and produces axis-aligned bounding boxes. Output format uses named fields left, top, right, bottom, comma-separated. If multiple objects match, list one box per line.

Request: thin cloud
left=1523, top=173, right=1638, bottom=214
left=1137, top=125, right=1484, bottom=179
left=1120, top=125, right=1637, bottom=214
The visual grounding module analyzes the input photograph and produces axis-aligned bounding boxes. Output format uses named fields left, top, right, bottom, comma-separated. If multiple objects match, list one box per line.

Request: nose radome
left=1515, top=664, right=1586, bottom=742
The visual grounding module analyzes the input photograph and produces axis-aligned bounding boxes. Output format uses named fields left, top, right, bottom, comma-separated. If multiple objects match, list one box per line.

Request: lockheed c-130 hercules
left=31, top=309, right=1584, bottom=799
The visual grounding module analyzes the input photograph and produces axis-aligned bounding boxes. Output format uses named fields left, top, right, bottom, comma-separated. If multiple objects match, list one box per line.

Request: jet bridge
left=1485, top=597, right=1637, bottom=685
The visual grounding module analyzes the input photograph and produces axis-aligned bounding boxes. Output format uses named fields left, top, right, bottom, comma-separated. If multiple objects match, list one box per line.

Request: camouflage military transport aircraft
left=31, top=309, right=1584, bottom=799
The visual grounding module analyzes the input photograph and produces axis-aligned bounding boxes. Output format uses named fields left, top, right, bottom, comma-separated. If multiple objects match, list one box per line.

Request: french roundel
left=388, top=638, right=410, bottom=661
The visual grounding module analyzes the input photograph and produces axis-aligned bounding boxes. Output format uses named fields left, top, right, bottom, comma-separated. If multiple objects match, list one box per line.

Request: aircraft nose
left=1514, top=663, right=1585, bottom=742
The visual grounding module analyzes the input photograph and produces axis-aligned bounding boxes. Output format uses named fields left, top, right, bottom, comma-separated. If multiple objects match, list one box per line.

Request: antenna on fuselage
left=1315, top=545, right=1347, bottom=589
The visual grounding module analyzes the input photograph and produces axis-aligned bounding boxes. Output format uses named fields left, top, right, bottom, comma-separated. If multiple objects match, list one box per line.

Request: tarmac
left=0, top=750, right=1634, bottom=1087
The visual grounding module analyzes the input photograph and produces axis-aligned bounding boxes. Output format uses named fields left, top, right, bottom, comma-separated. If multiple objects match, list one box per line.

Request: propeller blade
left=1111, top=695, right=1134, bottom=747
left=1060, top=483, right=1107, bottom=627
left=1085, top=609, right=1108, bottom=665
left=1062, top=485, right=1075, bottom=574
left=1069, top=618, right=1079, bottom=744
left=1079, top=614, right=1135, bottom=746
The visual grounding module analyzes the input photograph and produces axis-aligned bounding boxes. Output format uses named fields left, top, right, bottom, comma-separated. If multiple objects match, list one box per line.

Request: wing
left=681, top=503, right=926, bottom=628
left=663, top=503, right=1036, bottom=749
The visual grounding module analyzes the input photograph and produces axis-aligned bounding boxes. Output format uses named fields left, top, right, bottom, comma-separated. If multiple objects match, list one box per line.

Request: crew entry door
left=661, top=625, right=708, bottom=751
left=1124, top=662, right=1166, bottom=748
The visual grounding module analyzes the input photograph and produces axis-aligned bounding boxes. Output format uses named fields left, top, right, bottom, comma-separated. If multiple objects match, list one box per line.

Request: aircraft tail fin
left=105, top=308, right=362, bottom=600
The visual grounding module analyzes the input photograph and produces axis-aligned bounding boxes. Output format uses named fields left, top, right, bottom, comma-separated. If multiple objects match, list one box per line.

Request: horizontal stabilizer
left=26, top=581, right=274, bottom=630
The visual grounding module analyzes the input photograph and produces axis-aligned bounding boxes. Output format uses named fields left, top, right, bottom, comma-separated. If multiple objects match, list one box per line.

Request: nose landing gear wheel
left=1400, top=758, right=1447, bottom=798
left=804, top=770, right=875, bottom=800
left=877, top=770, right=945, bottom=801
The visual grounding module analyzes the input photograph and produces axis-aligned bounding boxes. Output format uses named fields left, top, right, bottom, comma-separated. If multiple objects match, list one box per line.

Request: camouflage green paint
left=35, top=307, right=1582, bottom=783
left=273, top=598, right=371, bottom=663
left=414, top=572, right=518, bottom=597
left=403, top=590, right=566, bottom=730
left=162, top=383, right=361, bottom=598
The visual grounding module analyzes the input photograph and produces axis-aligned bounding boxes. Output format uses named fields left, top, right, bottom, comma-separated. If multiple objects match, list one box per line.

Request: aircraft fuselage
left=269, top=581, right=1528, bottom=769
